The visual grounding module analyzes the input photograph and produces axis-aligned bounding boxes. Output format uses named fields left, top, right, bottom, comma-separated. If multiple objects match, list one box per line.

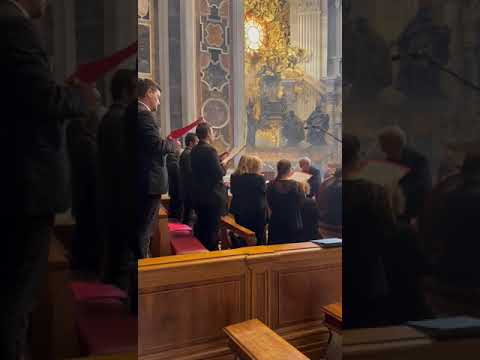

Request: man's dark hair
left=185, top=133, right=198, bottom=147
left=343, top=133, right=361, bottom=168
left=196, top=122, right=211, bottom=140
left=138, top=78, right=161, bottom=98
left=111, top=69, right=137, bottom=102
left=276, top=159, right=292, bottom=179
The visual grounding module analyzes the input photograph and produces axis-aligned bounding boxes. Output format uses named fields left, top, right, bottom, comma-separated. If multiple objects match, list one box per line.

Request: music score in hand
left=220, top=144, right=247, bottom=166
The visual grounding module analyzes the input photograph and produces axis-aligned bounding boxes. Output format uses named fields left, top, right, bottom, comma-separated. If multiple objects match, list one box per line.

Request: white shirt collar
left=138, top=100, right=151, bottom=112
left=8, top=0, right=30, bottom=19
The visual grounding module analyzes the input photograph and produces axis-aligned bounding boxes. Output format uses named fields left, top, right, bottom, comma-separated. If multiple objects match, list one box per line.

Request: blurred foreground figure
left=0, top=0, right=96, bottom=358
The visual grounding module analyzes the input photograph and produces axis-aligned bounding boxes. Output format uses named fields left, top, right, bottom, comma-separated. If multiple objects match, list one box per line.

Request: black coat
left=230, top=173, right=267, bottom=220
left=190, top=140, right=227, bottom=212
left=266, top=179, right=304, bottom=244
left=179, top=147, right=193, bottom=200
left=135, top=103, right=176, bottom=196
left=394, top=147, right=432, bottom=219
left=97, top=103, right=132, bottom=212
left=307, top=166, right=322, bottom=198
left=0, top=3, right=87, bottom=216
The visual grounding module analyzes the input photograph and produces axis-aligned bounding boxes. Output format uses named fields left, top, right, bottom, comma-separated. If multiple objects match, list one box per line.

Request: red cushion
left=70, top=281, right=127, bottom=302
left=167, top=222, right=192, bottom=235
left=170, top=235, right=208, bottom=255
left=75, top=302, right=137, bottom=355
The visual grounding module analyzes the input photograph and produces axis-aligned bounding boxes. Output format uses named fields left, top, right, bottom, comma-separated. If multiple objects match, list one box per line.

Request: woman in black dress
left=230, top=156, right=267, bottom=245
left=298, top=182, right=321, bottom=241
left=266, top=160, right=304, bottom=244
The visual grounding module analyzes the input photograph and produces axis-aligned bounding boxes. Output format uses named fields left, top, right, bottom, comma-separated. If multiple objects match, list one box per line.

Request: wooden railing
left=224, top=319, right=309, bottom=360
left=220, top=215, right=257, bottom=247
left=138, top=243, right=341, bottom=360
left=32, top=235, right=78, bottom=360
left=343, top=326, right=480, bottom=360
left=151, top=205, right=171, bottom=257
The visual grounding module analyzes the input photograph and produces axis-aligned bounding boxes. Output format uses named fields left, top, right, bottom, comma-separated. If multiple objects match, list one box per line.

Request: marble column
left=157, top=0, right=171, bottom=136
left=180, top=0, right=198, bottom=127
left=232, top=0, right=246, bottom=150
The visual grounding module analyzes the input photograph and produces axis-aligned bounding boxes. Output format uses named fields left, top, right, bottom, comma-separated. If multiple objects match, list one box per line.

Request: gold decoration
left=244, top=0, right=309, bottom=144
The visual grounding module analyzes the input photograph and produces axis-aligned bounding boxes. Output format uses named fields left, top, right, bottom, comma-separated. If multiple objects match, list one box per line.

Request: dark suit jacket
left=229, top=173, right=267, bottom=220
left=394, top=147, right=432, bottom=219
left=307, top=166, right=321, bottom=198
left=190, top=140, right=227, bottom=212
left=136, top=103, right=176, bottom=196
left=97, top=103, right=131, bottom=210
left=166, top=152, right=181, bottom=200
left=0, top=2, right=87, bottom=216
left=179, top=147, right=193, bottom=200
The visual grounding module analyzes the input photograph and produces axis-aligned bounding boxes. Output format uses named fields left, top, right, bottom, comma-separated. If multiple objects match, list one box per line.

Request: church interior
left=4, top=0, right=480, bottom=359
left=342, top=0, right=480, bottom=358
left=138, top=0, right=342, bottom=359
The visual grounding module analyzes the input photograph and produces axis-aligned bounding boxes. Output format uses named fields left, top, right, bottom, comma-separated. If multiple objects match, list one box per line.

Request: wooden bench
left=322, top=303, right=342, bottom=360
left=343, top=325, right=480, bottom=359
left=31, top=235, right=79, bottom=360
left=151, top=205, right=171, bottom=257
left=220, top=215, right=257, bottom=247
left=318, top=222, right=342, bottom=239
left=322, top=302, right=342, bottom=333
left=138, top=242, right=341, bottom=359
left=224, top=319, right=309, bottom=360
left=68, top=353, right=136, bottom=360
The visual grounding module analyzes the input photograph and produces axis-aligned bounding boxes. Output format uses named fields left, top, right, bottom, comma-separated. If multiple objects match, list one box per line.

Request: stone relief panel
left=197, top=0, right=234, bottom=150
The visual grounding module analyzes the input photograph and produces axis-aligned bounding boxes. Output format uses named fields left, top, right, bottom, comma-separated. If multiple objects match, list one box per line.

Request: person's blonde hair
left=233, top=155, right=249, bottom=176
left=245, top=156, right=262, bottom=175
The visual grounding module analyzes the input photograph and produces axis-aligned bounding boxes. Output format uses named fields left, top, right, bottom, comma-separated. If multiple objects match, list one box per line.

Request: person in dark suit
left=230, top=155, right=267, bottom=245
left=66, top=104, right=102, bottom=275
left=378, top=126, right=432, bottom=221
left=266, top=160, right=304, bottom=244
left=166, top=150, right=182, bottom=219
left=134, top=79, right=177, bottom=258
left=0, top=1, right=96, bottom=358
left=298, top=157, right=322, bottom=198
left=97, top=69, right=137, bottom=290
left=297, top=182, right=321, bottom=241
left=179, top=133, right=198, bottom=225
left=342, top=134, right=393, bottom=329
left=190, top=122, right=228, bottom=250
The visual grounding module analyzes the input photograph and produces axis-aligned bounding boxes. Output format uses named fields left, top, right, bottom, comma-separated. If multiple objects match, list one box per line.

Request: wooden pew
left=224, top=319, right=309, bottom=360
left=343, top=326, right=480, bottom=359
left=322, top=303, right=342, bottom=360
left=138, top=242, right=341, bottom=360
left=151, top=205, right=171, bottom=257
left=68, top=353, right=137, bottom=360
left=318, top=222, right=342, bottom=239
left=32, top=235, right=79, bottom=360
left=220, top=215, right=257, bottom=247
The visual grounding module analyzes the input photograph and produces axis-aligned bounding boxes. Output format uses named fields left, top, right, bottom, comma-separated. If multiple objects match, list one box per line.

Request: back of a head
left=234, top=155, right=249, bottom=176
left=276, top=159, right=292, bottom=179
left=111, top=69, right=137, bottom=103
left=343, top=133, right=361, bottom=169
left=138, top=78, right=160, bottom=99
left=246, top=156, right=262, bottom=175
left=196, top=122, right=211, bottom=141
left=185, top=133, right=197, bottom=147
left=378, top=126, right=406, bottom=147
